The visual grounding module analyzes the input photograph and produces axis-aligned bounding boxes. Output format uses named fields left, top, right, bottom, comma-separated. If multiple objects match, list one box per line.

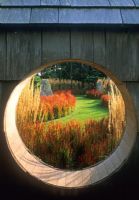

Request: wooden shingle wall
left=0, top=30, right=139, bottom=81
left=126, top=83, right=139, bottom=131
left=0, top=30, right=138, bottom=131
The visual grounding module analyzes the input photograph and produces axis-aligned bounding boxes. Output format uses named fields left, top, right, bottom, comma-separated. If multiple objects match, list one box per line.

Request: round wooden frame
left=4, top=59, right=137, bottom=189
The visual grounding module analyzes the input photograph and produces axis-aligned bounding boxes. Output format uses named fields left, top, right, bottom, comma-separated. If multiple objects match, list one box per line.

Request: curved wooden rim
left=4, top=59, right=137, bottom=189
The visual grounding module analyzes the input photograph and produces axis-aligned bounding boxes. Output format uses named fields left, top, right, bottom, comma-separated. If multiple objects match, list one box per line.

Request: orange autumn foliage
left=101, top=94, right=111, bottom=107
left=40, top=90, right=76, bottom=120
left=19, top=118, right=114, bottom=169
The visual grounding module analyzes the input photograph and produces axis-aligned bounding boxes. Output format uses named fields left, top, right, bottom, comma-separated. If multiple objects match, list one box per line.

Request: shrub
left=18, top=118, right=113, bottom=169
left=101, top=94, right=111, bottom=107
left=48, top=78, right=93, bottom=95
left=86, top=89, right=102, bottom=98
left=40, top=90, right=76, bottom=121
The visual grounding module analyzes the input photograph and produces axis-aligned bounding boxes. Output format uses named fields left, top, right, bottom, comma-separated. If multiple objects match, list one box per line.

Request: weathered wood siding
left=126, top=82, right=139, bottom=131
left=71, top=31, right=94, bottom=60
left=1, top=31, right=41, bottom=80
left=0, top=32, right=6, bottom=79
left=0, top=30, right=138, bottom=131
left=42, top=31, right=70, bottom=62
left=0, top=30, right=139, bottom=81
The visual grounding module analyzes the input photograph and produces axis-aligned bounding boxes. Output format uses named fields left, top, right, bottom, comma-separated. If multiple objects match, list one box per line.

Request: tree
left=37, top=62, right=106, bottom=87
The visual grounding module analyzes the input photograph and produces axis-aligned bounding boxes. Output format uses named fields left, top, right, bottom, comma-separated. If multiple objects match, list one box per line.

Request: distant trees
left=37, top=62, right=106, bottom=87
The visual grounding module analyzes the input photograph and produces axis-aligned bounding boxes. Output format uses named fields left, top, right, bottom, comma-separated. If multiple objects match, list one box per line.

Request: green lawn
left=53, top=95, right=109, bottom=123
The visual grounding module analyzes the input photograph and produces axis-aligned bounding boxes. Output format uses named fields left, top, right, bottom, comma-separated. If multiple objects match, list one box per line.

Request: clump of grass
left=18, top=118, right=111, bottom=169
left=40, top=90, right=76, bottom=121
left=16, top=78, right=42, bottom=125
left=108, top=80, right=126, bottom=143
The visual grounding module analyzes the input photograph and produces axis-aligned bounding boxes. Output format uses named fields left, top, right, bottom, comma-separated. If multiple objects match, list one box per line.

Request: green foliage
left=34, top=75, right=41, bottom=89
left=38, top=62, right=106, bottom=85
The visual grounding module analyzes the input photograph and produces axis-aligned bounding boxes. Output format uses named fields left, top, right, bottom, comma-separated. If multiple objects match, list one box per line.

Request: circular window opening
left=16, top=62, right=125, bottom=170
left=4, top=60, right=137, bottom=188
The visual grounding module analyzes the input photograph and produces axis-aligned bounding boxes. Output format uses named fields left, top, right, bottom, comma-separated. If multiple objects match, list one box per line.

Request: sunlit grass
left=53, top=95, right=108, bottom=124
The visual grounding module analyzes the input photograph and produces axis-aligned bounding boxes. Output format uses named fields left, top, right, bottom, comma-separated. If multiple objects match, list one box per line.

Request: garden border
left=4, top=59, right=137, bottom=189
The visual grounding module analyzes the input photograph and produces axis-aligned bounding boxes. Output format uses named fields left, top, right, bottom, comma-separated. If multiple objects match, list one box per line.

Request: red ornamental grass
left=18, top=116, right=121, bottom=169
left=40, top=90, right=76, bottom=120
left=101, top=94, right=111, bottom=107
left=31, top=119, right=110, bottom=168
left=86, top=89, right=102, bottom=98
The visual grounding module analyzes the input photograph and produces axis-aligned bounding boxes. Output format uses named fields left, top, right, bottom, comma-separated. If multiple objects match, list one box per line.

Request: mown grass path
left=54, top=95, right=109, bottom=123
